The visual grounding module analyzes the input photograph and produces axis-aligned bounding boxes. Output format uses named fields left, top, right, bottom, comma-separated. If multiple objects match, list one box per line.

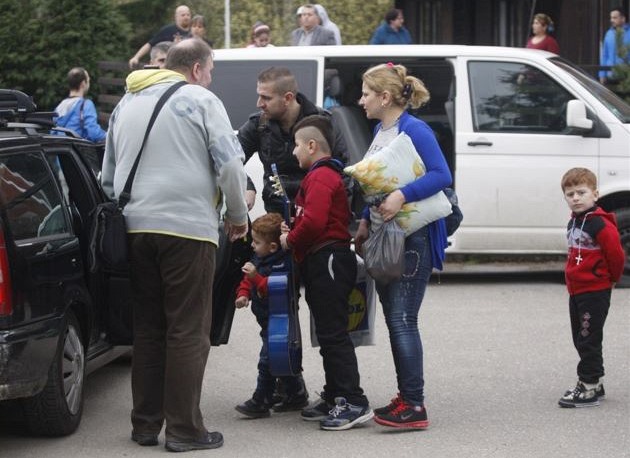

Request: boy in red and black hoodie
left=558, top=167, right=625, bottom=408
left=280, top=115, right=372, bottom=431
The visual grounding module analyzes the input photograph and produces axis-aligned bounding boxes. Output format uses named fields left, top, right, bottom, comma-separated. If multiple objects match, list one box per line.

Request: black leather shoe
left=165, top=431, right=224, bottom=452
left=131, top=431, right=159, bottom=446
left=272, top=390, right=309, bottom=412
left=235, top=398, right=271, bottom=418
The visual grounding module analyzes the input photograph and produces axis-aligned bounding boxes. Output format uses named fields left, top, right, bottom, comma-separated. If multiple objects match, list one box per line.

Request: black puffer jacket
left=238, top=93, right=347, bottom=214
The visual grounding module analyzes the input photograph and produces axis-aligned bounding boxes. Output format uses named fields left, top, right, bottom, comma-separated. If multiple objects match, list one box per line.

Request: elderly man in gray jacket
left=291, top=4, right=336, bottom=46
left=102, top=38, right=248, bottom=453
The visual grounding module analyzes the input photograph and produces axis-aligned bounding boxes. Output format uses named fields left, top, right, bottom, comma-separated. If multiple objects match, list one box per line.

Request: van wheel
left=21, top=310, right=85, bottom=436
left=615, top=208, right=630, bottom=288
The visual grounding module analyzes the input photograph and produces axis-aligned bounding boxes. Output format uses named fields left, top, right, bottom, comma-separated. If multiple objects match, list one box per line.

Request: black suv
left=0, top=89, right=250, bottom=436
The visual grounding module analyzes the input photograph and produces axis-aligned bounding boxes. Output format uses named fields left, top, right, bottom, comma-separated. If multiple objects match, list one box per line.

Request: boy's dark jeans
left=301, top=245, right=368, bottom=407
left=251, top=301, right=304, bottom=402
left=569, top=289, right=611, bottom=384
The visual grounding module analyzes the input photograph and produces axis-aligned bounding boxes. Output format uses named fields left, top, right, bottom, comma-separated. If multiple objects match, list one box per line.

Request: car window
left=211, top=59, right=319, bottom=129
left=468, top=61, right=573, bottom=133
left=0, top=152, right=70, bottom=241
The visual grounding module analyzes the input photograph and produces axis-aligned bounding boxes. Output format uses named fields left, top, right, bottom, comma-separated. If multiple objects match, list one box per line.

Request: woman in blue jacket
left=356, top=62, right=451, bottom=429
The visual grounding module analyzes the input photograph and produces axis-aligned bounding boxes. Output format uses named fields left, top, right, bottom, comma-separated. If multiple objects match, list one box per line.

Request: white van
left=211, top=45, right=630, bottom=285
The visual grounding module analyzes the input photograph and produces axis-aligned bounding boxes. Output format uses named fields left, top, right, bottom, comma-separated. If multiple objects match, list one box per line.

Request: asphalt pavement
left=2, top=269, right=629, bottom=457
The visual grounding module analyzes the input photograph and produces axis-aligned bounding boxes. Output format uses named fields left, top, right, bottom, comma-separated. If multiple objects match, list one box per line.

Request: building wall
left=400, top=0, right=630, bottom=72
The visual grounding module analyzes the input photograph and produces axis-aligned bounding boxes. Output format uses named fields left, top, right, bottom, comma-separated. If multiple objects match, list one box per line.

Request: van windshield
left=551, top=57, right=630, bottom=123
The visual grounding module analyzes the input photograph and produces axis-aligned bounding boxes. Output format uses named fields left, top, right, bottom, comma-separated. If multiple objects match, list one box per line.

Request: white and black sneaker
left=319, top=397, right=373, bottom=431
left=558, top=381, right=600, bottom=408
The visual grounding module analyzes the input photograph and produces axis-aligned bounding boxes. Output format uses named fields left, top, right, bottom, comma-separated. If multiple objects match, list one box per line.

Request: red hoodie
left=565, top=206, right=625, bottom=295
left=287, top=159, right=351, bottom=263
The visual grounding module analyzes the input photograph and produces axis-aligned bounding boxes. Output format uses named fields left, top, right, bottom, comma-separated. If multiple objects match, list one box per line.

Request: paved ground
left=2, top=270, right=629, bottom=457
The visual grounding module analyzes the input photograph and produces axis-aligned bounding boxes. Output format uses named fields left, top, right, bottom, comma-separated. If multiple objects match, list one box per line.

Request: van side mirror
left=566, top=99, right=593, bottom=132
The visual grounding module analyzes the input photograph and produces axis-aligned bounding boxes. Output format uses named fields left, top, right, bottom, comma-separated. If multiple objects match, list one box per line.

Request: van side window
left=0, top=152, right=70, bottom=241
left=469, top=61, right=573, bottom=133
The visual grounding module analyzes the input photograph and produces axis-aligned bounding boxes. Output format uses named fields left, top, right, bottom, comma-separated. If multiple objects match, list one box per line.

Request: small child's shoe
left=235, top=397, right=271, bottom=418
left=558, top=381, right=600, bottom=408
left=272, top=389, right=309, bottom=412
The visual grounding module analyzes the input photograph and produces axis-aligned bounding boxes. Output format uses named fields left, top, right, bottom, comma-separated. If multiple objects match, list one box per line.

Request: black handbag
left=443, top=187, right=463, bottom=236
left=89, top=81, right=187, bottom=272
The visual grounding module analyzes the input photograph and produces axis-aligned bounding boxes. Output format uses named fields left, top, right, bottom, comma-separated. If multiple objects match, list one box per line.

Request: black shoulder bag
left=90, top=81, right=187, bottom=272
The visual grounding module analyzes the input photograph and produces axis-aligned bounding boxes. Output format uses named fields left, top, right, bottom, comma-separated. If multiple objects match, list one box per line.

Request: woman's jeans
left=375, top=225, right=432, bottom=406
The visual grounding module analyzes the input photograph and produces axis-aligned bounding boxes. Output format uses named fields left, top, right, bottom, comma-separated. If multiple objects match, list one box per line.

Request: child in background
left=247, top=21, right=274, bottom=48
left=280, top=114, right=372, bottom=431
left=190, top=15, right=213, bottom=47
left=558, top=167, right=624, bottom=407
left=235, top=213, right=308, bottom=418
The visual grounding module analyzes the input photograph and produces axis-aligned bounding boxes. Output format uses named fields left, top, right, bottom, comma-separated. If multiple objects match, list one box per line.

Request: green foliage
left=612, top=63, right=630, bottom=104
left=0, top=0, right=130, bottom=110
left=117, top=0, right=178, bottom=50
left=0, top=0, right=394, bottom=110
left=185, top=0, right=393, bottom=48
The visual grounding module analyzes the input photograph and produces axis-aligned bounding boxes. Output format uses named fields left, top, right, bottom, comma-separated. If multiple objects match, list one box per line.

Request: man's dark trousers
left=129, top=233, right=216, bottom=442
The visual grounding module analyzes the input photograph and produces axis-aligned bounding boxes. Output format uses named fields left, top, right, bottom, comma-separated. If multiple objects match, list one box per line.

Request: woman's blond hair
left=362, top=63, right=430, bottom=109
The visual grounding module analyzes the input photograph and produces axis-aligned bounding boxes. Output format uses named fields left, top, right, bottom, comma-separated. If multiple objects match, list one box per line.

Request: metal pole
left=224, top=0, right=231, bottom=48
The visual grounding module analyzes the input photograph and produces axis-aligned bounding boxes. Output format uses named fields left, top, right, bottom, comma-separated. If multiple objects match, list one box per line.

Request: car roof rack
left=0, top=89, right=56, bottom=129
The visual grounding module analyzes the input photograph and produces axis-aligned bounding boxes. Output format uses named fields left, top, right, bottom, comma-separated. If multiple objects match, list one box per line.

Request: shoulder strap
left=310, top=158, right=344, bottom=174
left=78, top=98, right=86, bottom=137
left=118, top=81, right=187, bottom=208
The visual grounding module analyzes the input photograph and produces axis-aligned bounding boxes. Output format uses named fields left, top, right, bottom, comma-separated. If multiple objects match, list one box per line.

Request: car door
left=0, top=149, right=82, bottom=326
left=453, top=58, right=599, bottom=253
left=46, top=145, right=134, bottom=346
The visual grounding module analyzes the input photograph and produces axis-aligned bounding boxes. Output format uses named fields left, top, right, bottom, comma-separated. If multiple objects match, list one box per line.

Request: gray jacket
left=291, top=25, right=336, bottom=46
left=102, top=73, right=248, bottom=246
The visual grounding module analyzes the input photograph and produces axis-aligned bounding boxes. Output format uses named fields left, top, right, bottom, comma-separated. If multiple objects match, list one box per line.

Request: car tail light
left=0, top=228, right=12, bottom=316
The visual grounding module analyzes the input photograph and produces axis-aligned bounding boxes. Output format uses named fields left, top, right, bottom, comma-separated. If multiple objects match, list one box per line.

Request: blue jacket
left=54, top=97, right=106, bottom=143
left=369, top=22, right=412, bottom=45
left=362, top=112, right=452, bottom=269
left=599, top=24, right=630, bottom=79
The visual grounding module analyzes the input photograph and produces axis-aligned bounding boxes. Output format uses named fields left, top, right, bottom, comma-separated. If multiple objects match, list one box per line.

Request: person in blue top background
left=599, top=7, right=630, bottom=84
left=54, top=67, right=107, bottom=143
left=369, top=8, right=412, bottom=45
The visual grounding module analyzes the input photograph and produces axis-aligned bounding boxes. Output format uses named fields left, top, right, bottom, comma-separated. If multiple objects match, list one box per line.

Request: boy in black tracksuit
left=280, top=115, right=372, bottom=431
left=558, top=168, right=624, bottom=408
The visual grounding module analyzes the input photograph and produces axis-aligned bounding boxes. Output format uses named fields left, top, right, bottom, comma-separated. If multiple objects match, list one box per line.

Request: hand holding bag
left=89, top=81, right=187, bottom=272
left=362, top=219, right=406, bottom=284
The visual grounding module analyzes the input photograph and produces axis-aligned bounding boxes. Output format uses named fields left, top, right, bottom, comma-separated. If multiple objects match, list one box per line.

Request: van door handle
left=468, top=141, right=493, bottom=146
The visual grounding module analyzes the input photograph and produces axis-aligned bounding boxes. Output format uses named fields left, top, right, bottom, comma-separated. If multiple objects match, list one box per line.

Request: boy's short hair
left=561, top=167, right=598, bottom=191
left=252, top=212, right=284, bottom=244
left=292, top=114, right=333, bottom=154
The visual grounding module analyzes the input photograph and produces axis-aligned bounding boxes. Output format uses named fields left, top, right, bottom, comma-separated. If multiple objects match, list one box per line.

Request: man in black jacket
left=238, top=66, right=347, bottom=215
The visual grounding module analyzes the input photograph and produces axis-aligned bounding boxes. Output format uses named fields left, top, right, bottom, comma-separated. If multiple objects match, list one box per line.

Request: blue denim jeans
left=375, top=226, right=432, bottom=406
